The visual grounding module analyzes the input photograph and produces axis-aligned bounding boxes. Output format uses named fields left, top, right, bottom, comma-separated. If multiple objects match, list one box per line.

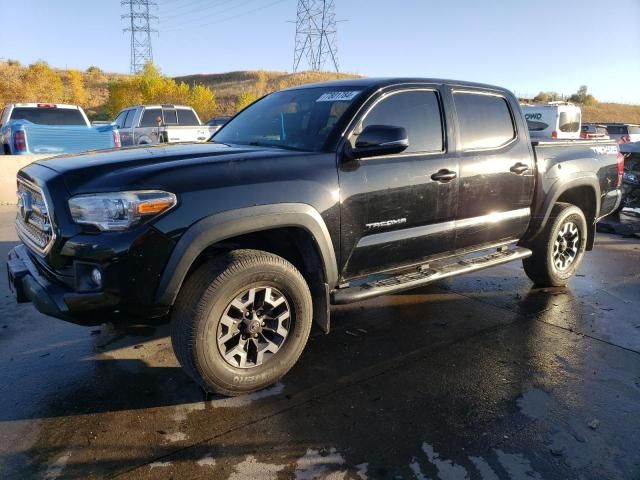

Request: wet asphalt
left=0, top=205, right=639, bottom=480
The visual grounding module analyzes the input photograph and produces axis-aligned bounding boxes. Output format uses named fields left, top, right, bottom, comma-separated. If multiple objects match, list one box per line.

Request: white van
left=521, top=102, right=582, bottom=140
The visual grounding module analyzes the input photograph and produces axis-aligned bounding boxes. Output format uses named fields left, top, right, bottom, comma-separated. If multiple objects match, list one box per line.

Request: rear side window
left=606, top=125, right=626, bottom=135
left=628, top=126, right=640, bottom=134
left=177, top=109, right=199, bottom=126
left=141, top=108, right=162, bottom=127
left=360, top=90, right=443, bottom=153
left=9, top=107, right=86, bottom=126
left=454, top=93, right=515, bottom=150
left=559, top=111, right=580, bottom=133
left=163, top=109, right=178, bottom=125
left=123, top=110, right=135, bottom=128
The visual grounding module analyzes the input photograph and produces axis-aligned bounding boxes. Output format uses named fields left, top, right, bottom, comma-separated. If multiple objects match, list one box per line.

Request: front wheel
left=523, top=203, right=588, bottom=287
left=171, top=249, right=312, bottom=396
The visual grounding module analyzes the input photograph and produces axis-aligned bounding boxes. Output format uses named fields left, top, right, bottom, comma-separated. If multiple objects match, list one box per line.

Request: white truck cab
left=113, top=105, right=216, bottom=146
left=522, top=102, right=582, bottom=140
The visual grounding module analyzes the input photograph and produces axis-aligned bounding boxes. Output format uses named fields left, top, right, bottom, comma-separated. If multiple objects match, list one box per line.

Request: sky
left=1, top=0, right=639, bottom=103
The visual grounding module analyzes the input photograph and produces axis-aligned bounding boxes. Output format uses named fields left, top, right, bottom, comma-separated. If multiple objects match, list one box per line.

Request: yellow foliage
left=255, top=70, right=269, bottom=97
left=189, top=84, right=217, bottom=121
left=21, top=62, right=65, bottom=103
left=105, top=63, right=217, bottom=120
left=236, top=91, right=258, bottom=112
left=65, top=69, right=87, bottom=105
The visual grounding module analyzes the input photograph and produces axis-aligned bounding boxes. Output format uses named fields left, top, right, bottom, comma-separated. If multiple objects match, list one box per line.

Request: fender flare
left=526, top=174, right=600, bottom=243
left=155, top=203, right=338, bottom=306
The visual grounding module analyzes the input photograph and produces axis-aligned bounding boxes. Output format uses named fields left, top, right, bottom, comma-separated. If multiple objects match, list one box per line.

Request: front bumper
left=8, top=244, right=119, bottom=325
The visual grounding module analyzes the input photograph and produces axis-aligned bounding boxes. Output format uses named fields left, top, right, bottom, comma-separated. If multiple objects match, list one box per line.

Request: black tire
left=170, top=249, right=312, bottom=396
left=523, top=202, right=588, bottom=287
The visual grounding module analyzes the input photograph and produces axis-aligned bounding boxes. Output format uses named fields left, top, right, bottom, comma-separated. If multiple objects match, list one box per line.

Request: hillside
left=2, top=60, right=638, bottom=122
left=175, top=70, right=362, bottom=114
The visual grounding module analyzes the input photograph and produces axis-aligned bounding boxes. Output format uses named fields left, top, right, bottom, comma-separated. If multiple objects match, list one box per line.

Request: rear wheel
left=523, top=203, right=587, bottom=287
left=170, top=249, right=312, bottom=396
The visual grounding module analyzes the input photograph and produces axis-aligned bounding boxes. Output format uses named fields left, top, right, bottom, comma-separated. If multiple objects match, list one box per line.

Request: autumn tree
left=22, top=62, right=64, bottom=103
left=65, top=69, right=88, bottom=105
left=189, top=84, right=217, bottom=120
left=533, top=91, right=561, bottom=103
left=236, top=91, right=257, bottom=112
left=569, top=85, right=597, bottom=106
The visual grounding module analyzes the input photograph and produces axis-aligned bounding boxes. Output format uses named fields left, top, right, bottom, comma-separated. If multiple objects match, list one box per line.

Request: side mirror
left=350, top=125, right=409, bottom=159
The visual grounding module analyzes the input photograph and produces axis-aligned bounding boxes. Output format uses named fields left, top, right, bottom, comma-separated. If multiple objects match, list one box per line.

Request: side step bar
left=331, top=246, right=532, bottom=305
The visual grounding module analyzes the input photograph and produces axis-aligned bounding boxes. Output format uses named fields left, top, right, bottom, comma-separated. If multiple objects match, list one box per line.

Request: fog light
left=91, top=268, right=103, bottom=288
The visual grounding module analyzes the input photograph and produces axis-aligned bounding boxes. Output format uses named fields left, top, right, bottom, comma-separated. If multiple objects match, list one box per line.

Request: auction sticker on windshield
left=316, top=91, right=361, bottom=102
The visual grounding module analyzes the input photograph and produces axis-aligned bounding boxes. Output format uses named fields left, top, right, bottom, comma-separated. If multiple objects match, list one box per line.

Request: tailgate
left=164, top=126, right=211, bottom=143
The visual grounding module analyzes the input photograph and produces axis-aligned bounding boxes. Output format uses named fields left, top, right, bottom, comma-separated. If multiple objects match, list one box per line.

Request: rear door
left=338, top=86, right=459, bottom=279
left=451, top=89, right=534, bottom=250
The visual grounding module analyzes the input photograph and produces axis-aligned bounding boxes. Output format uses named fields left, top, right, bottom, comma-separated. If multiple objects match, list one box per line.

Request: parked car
left=522, top=102, right=582, bottom=140
left=580, top=123, right=610, bottom=140
left=605, top=123, right=640, bottom=144
left=1, top=103, right=120, bottom=155
left=206, top=115, right=232, bottom=132
left=112, top=105, right=217, bottom=146
left=8, top=78, right=622, bottom=396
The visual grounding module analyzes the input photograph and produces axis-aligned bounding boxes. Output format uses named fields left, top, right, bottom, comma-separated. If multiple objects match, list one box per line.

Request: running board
left=331, top=246, right=532, bottom=305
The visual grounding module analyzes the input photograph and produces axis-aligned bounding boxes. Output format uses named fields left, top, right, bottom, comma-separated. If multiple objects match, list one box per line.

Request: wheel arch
left=155, top=204, right=338, bottom=332
left=524, top=175, right=600, bottom=250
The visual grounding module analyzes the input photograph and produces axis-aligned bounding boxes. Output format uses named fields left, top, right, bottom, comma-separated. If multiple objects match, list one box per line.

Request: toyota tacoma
left=7, top=78, right=622, bottom=395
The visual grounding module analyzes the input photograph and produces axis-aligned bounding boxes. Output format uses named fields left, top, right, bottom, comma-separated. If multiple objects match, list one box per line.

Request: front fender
left=154, top=203, right=338, bottom=306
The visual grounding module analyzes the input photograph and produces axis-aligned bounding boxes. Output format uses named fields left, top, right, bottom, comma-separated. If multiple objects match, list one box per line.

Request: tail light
left=113, top=130, right=121, bottom=148
left=14, top=130, right=26, bottom=152
left=551, top=130, right=558, bottom=139
left=617, top=152, right=624, bottom=188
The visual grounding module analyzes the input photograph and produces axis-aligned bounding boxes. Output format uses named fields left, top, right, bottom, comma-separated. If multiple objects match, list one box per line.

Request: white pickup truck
left=113, top=104, right=217, bottom=146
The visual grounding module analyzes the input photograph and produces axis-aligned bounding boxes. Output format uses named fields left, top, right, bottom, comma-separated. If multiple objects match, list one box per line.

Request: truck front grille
left=15, top=178, right=55, bottom=254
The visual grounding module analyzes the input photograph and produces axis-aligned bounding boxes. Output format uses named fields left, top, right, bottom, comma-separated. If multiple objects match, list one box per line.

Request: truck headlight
left=69, top=191, right=177, bottom=231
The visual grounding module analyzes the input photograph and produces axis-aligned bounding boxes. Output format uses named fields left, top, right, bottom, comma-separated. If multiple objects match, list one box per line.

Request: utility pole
left=293, top=0, right=339, bottom=73
left=121, top=0, right=158, bottom=73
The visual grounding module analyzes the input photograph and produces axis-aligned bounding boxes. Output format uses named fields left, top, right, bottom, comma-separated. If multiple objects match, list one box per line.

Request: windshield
left=10, top=107, right=87, bottom=126
left=213, top=87, right=364, bottom=151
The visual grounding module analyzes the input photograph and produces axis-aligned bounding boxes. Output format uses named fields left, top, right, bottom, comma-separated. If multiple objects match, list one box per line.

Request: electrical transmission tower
left=121, top=0, right=158, bottom=73
left=293, top=0, right=339, bottom=73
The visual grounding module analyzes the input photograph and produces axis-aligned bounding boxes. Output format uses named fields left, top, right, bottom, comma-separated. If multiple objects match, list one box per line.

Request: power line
left=162, top=0, right=286, bottom=33
left=293, top=0, right=339, bottom=73
left=163, top=0, right=255, bottom=25
left=121, top=0, right=158, bottom=73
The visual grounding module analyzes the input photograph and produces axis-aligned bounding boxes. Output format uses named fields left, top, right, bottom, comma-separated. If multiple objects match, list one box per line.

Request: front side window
left=141, top=108, right=162, bottom=127
left=213, top=86, right=364, bottom=152
left=123, top=110, right=135, bottom=128
left=559, top=110, right=580, bottom=133
left=114, top=110, right=127, bottom=127
left=356, top=90, right=443, bottom=153
left=454, top=92, right=516, bottom=150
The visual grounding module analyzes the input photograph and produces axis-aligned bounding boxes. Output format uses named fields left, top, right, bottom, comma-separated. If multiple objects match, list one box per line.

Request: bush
left=236, top=91, right=258, bottom=112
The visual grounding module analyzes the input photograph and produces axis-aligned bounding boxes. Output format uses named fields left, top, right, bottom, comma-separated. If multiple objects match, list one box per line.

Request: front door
left=338, top=87, right=459, bottom=280
left=450, top=89, right=535, bottom=250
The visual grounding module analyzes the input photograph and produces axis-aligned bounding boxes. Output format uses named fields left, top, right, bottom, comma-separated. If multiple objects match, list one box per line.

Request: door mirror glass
left=351, top=125, right=409, bottom=159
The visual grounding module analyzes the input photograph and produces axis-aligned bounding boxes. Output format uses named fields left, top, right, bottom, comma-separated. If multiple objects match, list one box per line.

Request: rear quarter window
left=454, top=92, right=516, bottom=150
left=177, top=109, right=200, bottom=126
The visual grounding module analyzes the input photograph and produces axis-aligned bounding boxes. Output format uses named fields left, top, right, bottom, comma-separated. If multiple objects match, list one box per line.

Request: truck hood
left=33, top=142, right=307, bottom=195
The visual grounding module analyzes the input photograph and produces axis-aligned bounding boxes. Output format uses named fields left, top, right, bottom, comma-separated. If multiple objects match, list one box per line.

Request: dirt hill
left=175, top=70, right=362, bottom=115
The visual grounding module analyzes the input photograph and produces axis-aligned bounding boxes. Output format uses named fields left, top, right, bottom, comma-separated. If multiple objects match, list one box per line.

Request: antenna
left=121, top=0, right=158, bottom=73
left=293, top=0, right=339, bottom=72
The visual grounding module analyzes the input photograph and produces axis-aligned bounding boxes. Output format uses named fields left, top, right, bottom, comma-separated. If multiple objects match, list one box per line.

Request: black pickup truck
left=8, top=78, right=622, bottom=395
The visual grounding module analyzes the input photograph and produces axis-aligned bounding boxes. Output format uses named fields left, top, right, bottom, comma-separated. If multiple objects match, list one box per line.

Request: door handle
left=431, top=169, right=457, bottom=183
left=510, top=162, right=529, bottom=175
